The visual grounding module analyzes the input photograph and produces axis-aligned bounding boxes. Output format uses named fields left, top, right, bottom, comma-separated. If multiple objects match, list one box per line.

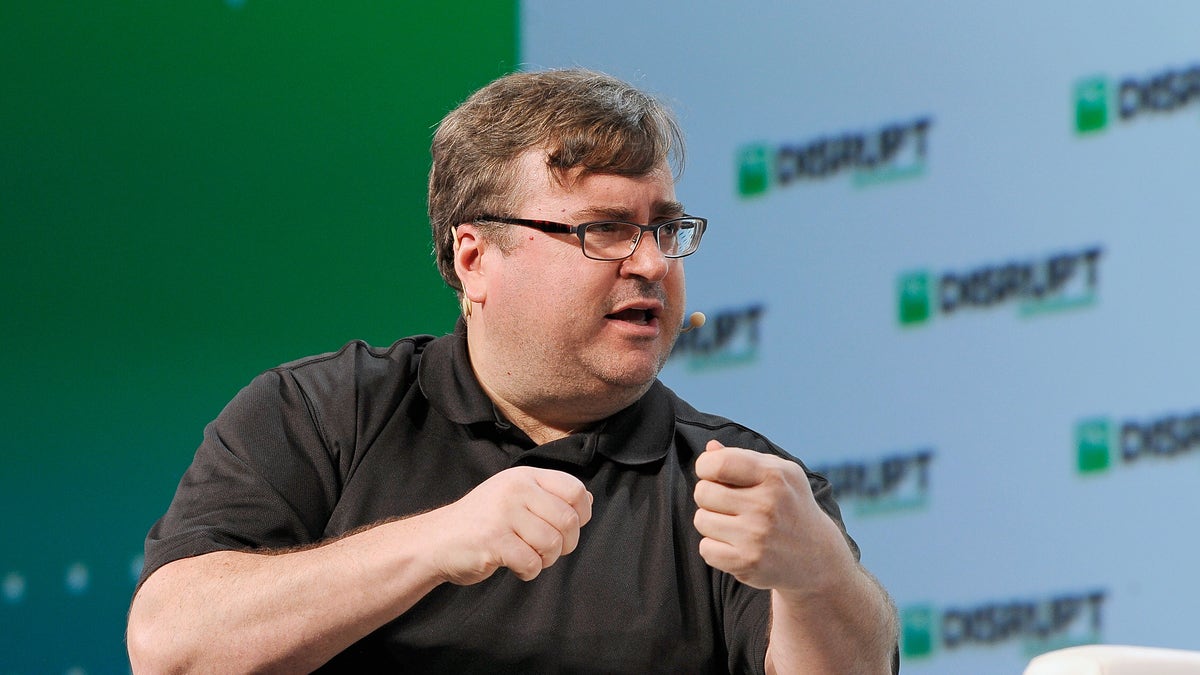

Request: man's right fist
left=422, top=467, right=593, bottom=585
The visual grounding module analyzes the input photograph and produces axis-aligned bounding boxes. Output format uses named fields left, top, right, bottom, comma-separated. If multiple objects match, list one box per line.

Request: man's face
left=472, top=151, right=688, bottom=409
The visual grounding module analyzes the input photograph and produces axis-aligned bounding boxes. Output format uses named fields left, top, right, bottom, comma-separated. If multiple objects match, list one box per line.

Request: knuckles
left=447, top=467, right=592, bottom=584
left=692, top=479, right=719, bottom=507
left=693, top=449, right=727, bottom=481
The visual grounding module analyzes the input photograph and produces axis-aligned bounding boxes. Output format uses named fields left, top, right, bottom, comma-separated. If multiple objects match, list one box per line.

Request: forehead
left=513, top=150, right=681, bottom=220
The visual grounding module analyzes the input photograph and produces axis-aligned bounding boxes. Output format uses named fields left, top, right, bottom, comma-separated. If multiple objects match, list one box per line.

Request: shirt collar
left=418, top=319, right=673, bottom=466
left=417, top=320, right=501, bottom=426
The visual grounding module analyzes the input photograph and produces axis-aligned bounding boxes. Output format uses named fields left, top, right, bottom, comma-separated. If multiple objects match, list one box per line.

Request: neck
left=492, top=400, right=584, bottom=445
left=474, top=372, right=645, bottom=445
left=462, top=317, right=656, bottom=445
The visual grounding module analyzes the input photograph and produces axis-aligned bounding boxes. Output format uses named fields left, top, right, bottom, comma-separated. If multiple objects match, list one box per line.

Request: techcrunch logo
left=1076, top=408, right=1200, bottom=474
left=737, top=116, right=932, bottom=198
left=812, top=448, right=933, bottom=516
left=669, top=303, right=764, bottom=371
left=897, top=245, right=1103, bottom=327
left=902, top=589, right=1107, bottom=661
left=1075, top=61, right=1200, bottom=134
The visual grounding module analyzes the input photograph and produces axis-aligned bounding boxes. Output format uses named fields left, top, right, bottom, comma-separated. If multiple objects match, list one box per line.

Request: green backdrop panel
left=0, top=2, right=517, bottom=671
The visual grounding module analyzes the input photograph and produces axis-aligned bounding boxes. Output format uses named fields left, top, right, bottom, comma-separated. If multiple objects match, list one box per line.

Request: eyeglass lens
left=582, top=219, right=701, bottom=260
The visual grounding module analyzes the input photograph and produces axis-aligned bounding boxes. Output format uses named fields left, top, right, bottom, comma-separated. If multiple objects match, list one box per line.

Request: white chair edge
left=1024, top=645, right=1200, bottom=675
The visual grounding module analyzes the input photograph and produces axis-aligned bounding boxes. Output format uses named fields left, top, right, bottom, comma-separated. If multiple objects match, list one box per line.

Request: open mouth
left=606, top=307, right=658, bottom=326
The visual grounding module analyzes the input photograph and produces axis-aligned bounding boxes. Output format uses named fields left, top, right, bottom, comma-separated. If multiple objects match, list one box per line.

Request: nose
left=619, top=231, right=670, bottom=281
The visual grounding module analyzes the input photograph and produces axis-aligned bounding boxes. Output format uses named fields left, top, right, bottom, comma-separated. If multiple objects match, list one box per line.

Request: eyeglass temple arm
left=476, top=216, right=576, bottom=234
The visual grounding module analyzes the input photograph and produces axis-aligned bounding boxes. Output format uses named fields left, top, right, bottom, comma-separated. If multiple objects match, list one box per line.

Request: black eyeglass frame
left=473, top=214, right=707, bottom=261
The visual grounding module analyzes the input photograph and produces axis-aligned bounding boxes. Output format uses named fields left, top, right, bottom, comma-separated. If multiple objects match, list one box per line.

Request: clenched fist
left=422, top=467, right=593, bottom=585
left=694, top=440, right=854, bottom=593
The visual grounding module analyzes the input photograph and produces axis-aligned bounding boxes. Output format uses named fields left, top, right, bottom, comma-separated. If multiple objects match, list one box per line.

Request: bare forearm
left=127, top=518, right=441, bottom=674
left=127, top=467, right=592, bottom=673
left=765, top=565, right=898, bottom=675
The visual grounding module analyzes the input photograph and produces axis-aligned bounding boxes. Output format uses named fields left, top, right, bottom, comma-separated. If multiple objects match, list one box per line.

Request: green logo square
left=898, top=271, right=932, bottom=326
left=1076, top=418, right=1112, bottom=473
left=737, top=144, right=771, bottom=198
left=1075, top=77, right=1109, bottom=134
left=901, top=605, right=936, bottom=659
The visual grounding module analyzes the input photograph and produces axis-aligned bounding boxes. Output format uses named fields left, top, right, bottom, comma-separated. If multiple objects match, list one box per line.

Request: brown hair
left=428, top=68, right=685, bottom=294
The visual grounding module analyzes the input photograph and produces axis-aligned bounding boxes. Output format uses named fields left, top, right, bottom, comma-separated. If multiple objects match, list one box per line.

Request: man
left=127, top=69, right=898, bottom=673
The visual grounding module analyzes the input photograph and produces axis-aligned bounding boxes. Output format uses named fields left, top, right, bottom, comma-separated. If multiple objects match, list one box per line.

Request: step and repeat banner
left=523, top=3, right=1200, bottom=674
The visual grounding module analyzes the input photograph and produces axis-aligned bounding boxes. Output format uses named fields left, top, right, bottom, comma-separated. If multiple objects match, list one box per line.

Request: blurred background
left=4, top=2, right=1200, bottom=673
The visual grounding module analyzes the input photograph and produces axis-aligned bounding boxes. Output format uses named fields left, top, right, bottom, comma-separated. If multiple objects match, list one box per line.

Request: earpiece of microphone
left=680, top=311, right=706, bottom=333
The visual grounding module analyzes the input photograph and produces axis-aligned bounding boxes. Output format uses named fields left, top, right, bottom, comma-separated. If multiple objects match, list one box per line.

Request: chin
left=596, top=357, right=667, bottom=391
left=578, top=340, right=671, bottom=390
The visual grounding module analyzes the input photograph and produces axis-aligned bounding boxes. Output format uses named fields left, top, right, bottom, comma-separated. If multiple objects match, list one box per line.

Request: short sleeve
left=717, top=570, right=771, bottom=675
left=138, top=367, right=343, bottom=586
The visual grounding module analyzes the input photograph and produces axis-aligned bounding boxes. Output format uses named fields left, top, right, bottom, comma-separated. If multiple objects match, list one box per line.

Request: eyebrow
left=572, top=200, right=687, bottom=223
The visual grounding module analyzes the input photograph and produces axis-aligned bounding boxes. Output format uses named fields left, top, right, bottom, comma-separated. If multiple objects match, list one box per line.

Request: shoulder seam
left=674, top=414, right=769, bottom=440
left=266, top=336, right=431, bottom=373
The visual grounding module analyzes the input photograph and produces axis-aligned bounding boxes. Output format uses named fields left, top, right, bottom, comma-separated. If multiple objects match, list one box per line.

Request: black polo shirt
left=142, top=325, right=858, bottom=673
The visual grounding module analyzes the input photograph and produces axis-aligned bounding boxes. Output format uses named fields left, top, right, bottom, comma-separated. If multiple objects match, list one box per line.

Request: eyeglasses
left=474, top=215, right=707, bottom=261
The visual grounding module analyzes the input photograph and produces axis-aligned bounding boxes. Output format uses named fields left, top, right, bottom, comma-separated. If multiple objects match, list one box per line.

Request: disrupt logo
left=669, top=304, right=764, bottom=371
left=812, top=448, right=933, bottom=516
left=902, top=590, right=1107, bottom=660
left=1076, top=408, right=1200, bottom=474
left=897, top=245, right=1103, bottom=327
left=737, top=116, right=932, bottom=198
left=1075, top=62, right=1200, bottom=134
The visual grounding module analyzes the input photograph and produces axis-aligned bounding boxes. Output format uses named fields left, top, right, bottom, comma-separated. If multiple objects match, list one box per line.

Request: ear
left=452, top=224, right=488, bottom=303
